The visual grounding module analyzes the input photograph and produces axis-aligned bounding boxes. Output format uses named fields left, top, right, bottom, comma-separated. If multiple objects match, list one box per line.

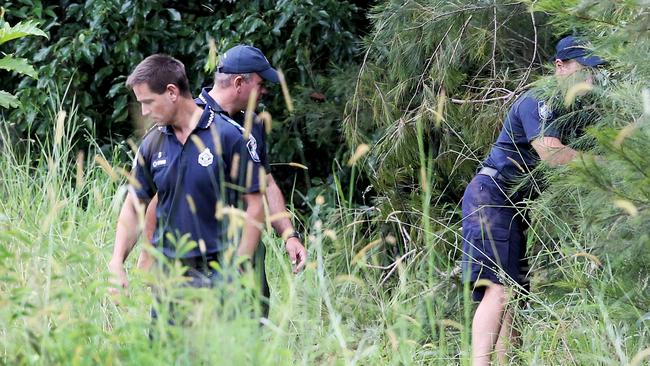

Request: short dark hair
left=126, top=54, right=191, bottom=97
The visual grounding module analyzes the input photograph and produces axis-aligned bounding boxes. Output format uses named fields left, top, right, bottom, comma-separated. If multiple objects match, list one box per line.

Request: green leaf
left=272, top=13, right=290, bottom=35
left=167, top=8, right=181, bottom=21
left=94, top=66, right=113, bottom=85
left=640, top=311, right=650, bottom=324
left=108, top=82, right=124, bottom=98
left=111, top=94, right=128, bottom=121
left=0, top=91, right=20, bottom=109
left=44, top=7, right=57, bottom=18
left=119, top=0, right=133, bottom=14
left=0, top=20, right=48, bottom=45
left=317, top=10, right=330, bottom=19
left=0, top=56, right=37, bottom=78
left=244, top=18, right=266, bottom=35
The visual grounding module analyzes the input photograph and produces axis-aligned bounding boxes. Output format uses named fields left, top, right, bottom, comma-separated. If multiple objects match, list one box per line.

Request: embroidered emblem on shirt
left=198, top=148, right=214, bottom=167
left=152, top=151, right=166, bottom=168
left=152, top=159, right=167, bottom=168
left=246, top=137, right=261, bottom=163
left=538, top=101, right=553, bottom=122
left=217, top=111, right=262, bottom=164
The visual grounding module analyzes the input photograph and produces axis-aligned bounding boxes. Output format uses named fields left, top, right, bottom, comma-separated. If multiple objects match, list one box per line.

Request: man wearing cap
left=108, top=54, right=265, bottom=296
left=137, top=45, right=308, bottom=315
left=461, top=36, right=605, bottom=365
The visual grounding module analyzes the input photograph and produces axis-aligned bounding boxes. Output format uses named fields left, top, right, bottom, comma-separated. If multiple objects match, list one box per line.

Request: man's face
left=239, top=73, right=268, bottom=107
left=555, top=59, right=593, bottom=84
left=132, top=83, right=175, bottom=124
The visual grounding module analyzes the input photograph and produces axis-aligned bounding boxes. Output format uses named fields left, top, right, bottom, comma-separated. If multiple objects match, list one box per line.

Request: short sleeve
left=220, top=125, right=261, bottom=194
left=253, top=122, right=271, bottom=173
left=131, top=143, right=156, bottom=200
left=237, top=137, right=262, bottom=193
left=517, top=97, right=561, bottom=142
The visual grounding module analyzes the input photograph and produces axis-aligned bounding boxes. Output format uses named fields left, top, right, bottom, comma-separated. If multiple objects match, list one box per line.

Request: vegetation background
left=0, top=0, right=648, bottom=365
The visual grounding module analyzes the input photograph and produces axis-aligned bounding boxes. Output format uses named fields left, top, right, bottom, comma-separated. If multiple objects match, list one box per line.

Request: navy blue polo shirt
left=195, top=88, right=271, bottom=174
left=483, top=91, right=561, bottom=182
left=131, top=106, right=262, bottom=258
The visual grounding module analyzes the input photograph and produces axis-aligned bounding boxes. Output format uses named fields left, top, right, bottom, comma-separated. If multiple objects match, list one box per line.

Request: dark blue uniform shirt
left=196, top=88, right=271, bottom=173
left=483, top=90, right=561, bottom=182
left=131, top=106, right=262, bottom=258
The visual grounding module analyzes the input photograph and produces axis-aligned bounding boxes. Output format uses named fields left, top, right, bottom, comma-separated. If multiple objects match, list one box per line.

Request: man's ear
left=554, top=59, right=567, bottom=75
left=166, top=84, right=180, bottom=101
left=233, top=76, right=244, bottom=92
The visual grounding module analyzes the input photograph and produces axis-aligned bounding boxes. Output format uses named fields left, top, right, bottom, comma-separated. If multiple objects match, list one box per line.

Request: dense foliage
left=2, top=0, right=368, bottom=192
left=0, top=15, right=47, bottom=109
left=339, top=0, right=649, bottom=363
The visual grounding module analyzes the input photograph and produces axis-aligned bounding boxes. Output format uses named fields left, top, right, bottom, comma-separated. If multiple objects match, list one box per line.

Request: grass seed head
left=54, top=109, right=66, bottom=147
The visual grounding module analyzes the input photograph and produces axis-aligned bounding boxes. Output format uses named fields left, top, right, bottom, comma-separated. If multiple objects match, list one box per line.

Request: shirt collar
left=196, top=87, right=247, bottom=124
left=156, top=124, right=173, bottom=135
left=195, top=104, right=216, bottom=129
left=196, top=88, right=225, bottom=113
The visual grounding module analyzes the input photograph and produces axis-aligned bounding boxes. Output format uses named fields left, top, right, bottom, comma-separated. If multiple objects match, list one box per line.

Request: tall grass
left=0, top=99, right=648, bottom=365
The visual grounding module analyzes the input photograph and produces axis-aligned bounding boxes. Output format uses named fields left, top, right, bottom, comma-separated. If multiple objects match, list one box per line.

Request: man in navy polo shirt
left=136, top=45, right=308, bottom=316
left=461, top=36, right=606, bottom=365
left=107, top=54, right=264, bottom=293
left=195, top=45, right=307, bottom=273
left=138, top=45, right=306, bottom=275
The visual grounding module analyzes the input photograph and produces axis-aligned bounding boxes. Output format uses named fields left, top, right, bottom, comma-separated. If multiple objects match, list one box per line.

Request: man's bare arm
left=108, top=191, right=148, bottom=293
left=531, top=136, right=580, bottom=166
left=266, top=175, right=296, bottom=236
left=136, top=194, right=158, bottom=271
left=266, top=175, right=307, bottom=272
left=237, top=192, right=265, bottom=258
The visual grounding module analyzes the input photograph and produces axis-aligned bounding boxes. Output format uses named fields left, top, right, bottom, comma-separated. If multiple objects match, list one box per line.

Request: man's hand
left=107, top=260, right=129, bottom=298
left=285, top=237, right=307, bottom=273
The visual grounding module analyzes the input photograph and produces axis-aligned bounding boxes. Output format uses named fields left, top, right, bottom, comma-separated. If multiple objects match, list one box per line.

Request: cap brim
left=576, top=55, right=606, bottom=67
left=258, top=67, right=280, bottom=83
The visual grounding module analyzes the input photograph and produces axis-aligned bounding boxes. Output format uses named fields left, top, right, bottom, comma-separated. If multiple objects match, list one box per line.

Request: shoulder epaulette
left=140, top=123, right=166, bottom=157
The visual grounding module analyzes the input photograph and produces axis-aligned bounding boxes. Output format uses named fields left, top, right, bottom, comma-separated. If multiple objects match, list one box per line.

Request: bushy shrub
left=2, top=0, right=368, bottom=192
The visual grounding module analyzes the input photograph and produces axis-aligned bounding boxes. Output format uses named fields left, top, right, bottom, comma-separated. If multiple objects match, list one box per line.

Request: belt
left=477, top=166, right=506, bottom=182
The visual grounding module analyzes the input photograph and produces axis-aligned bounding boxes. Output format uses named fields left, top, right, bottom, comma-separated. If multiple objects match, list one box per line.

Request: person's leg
left=472, top=283, right=507, bottom=366
left=495, top=305, right=518, bottom=365
left=462, top=176, right=521, bottom=365
left=461, top=176, right=501, bottom=364
left=494, top=211, right=527, bottom=364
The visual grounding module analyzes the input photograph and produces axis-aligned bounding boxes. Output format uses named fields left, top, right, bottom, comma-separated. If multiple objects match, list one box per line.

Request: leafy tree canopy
left=2, top=0, right=369, bottom=192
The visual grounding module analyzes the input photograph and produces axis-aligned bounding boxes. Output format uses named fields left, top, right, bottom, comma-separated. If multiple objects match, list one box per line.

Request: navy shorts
left=461, top=175, right=529, bottom=301
left=150, top=246, right=270, bottom=327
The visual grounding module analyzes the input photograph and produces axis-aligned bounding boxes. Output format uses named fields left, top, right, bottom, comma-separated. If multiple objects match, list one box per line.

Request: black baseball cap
left=553, top=36, right=606, bottom=67
left=217, top=45, right=279, bottom=83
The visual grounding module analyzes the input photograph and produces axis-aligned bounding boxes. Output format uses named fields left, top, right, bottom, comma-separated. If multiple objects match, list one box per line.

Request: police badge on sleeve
left=198, top=148, right=214, bottom=167
left=246, top=137, right=261, bottom=163
left=538, top=101, right=553, bottom=122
